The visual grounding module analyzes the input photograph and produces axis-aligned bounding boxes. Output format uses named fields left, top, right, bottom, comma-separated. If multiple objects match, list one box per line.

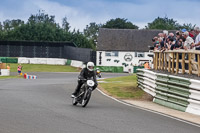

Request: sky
left=0, top=0, right=199, bottom=31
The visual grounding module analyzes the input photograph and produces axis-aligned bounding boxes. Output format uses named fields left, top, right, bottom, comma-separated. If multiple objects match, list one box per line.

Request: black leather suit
left=73, top=68, right=98, bottom=96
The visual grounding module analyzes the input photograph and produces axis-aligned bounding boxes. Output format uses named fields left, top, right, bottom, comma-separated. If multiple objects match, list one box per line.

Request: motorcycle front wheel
left=81, top=89, right=92, bottom=107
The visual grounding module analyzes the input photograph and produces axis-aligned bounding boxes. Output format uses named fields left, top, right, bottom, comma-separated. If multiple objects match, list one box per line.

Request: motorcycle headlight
left=87, top=80, right=95, bottom=87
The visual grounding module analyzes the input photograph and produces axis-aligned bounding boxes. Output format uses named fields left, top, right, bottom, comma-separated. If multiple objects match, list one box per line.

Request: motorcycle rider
left=95, top=67, right=101, bottom=78
left=71, top=62, right=98, bottom=98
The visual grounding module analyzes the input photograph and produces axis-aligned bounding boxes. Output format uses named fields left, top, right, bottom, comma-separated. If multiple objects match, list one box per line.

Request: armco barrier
left=137, top=69, right=200, bottom=116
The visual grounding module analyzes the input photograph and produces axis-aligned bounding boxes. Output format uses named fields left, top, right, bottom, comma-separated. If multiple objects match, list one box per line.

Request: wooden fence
left=153, top=50, right=200, bottom=76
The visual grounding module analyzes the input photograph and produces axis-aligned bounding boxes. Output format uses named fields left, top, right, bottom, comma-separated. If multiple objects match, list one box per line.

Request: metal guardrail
left=153, top=50, right=200, bottom=76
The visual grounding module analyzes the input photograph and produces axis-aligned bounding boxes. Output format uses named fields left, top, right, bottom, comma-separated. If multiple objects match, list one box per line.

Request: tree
left=146, top=17, right=180, bottom=30
left=10, top=19, right=24, bottom=28
left=70, top=29, right=95, bottom=49
left=22, top=11, right=63, bottom=41
left=83, top=22, right=101, bottom=48
left=0, top=22, right=3, bottom=40
left=146, top=17, right=196, bottom=31
left=28, top=10, right=55, bottom=25
left=102, top=18, right=138, bottom=29
left=178, top=23, right=196, bottom=31
left=3, top=19, right=12, bottom=31
left=0, top=11, right=96, bottom=49
left=84, top=22, right=100, bottom=39
left=62, top=17, right=70, bottom=32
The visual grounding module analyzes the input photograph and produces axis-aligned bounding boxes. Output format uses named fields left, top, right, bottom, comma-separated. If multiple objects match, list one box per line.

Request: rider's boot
left=71, top=83, right=82, bottom=98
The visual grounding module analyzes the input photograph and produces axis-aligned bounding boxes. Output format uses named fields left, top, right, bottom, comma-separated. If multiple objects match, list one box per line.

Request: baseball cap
left=181, top=29, right=187, bottom=32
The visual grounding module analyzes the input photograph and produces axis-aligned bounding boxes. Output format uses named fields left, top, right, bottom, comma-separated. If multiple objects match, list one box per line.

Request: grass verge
left=0, top=63, right=79, bottom=79
left=98, top=74, right=152, bottom=100
left=0, top=75, right=23, bottom=79
left=8, top=63, right=79, bottom=72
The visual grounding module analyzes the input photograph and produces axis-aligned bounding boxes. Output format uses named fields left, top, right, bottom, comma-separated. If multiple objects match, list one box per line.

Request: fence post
left=198, top=54, right=200, bottom=77
left=157, top=52, right=159, bottom=70
left=172, top=53, right=175, bottom=73
left=159, top=52, right=161, bottom=70
left=165, top=52, right=167, bottom=71
left=162, top=52, right=164, bottom=70
left=155, top=53, right=158, bottom=70
left=189, top=53, right=192, bottom=74
left=176, top=52, right=179, bottom=74
left=168, top=53, right=171, bottom=72
left=182, top=53, right=185, bottom=74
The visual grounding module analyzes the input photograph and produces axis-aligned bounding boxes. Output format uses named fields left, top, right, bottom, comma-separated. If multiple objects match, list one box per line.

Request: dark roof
left=97, top=28, right=175, bottom=52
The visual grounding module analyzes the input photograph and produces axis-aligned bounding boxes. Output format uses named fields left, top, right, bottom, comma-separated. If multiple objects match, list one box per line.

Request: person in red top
left=189, top=29, right=195, bottom=40
left=17, top=64, right=23, bottom=75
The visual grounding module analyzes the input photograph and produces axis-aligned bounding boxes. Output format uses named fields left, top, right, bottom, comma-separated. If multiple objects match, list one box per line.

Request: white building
left=96, top=28, right=159, bottom=72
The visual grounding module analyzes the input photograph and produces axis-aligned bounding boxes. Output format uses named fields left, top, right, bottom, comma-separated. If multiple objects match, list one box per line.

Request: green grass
left=99, top=74, right=146, bottom=99
left=7, top=63, right=79, bottom=72
left=0, top=75, right=23, bottom=79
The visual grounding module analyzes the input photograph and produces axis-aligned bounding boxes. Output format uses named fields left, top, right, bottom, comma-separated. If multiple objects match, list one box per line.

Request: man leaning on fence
left=192, top=27, right=200, bottom=50
left=183, top=31, right=197, bottom=71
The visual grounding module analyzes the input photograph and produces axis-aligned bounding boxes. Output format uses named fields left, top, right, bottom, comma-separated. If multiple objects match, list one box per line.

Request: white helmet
left=87, top=62, right=94, bottom=71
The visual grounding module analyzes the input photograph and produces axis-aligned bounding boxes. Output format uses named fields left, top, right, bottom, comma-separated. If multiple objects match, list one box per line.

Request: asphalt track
left=0, top=72, right=199, bottom=133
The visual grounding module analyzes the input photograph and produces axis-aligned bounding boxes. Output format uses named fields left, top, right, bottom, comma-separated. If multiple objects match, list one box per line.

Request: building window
left=105, top=51, right=119, bottom=57
left=135, top=52, right=145, bottom=58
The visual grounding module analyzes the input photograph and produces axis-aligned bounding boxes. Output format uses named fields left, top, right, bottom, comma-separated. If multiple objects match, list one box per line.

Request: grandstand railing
left=153, top=50, right=200, bottom=76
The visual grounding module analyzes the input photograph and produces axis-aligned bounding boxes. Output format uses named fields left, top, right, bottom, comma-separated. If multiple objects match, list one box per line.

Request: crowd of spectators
left=152, top=26, right=200, bottom=51
left=152, top=26, right=200, bottom=71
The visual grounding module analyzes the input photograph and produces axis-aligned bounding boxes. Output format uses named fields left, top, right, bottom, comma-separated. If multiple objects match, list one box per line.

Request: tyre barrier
left=24, top=73, right=37, bottom=79
left=137, top=69, right=200, bottom=116
left=0, top=69, right=10, bottom=76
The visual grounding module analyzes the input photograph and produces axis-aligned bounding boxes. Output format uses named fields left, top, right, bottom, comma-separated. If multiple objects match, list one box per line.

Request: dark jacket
left=79, top=68, right=97, bottom=83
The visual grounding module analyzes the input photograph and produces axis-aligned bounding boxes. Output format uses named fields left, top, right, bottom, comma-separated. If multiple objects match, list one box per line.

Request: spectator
left=181, top=28, right=187, bottom=33
left=183, top=31, right=194, bottom=50
left=163, top=30, right=168, bottom=41
left=158, top=33, right=164, bottom=39
left=162, top=30, right=169, bottom=50
left=163, top=30, right=168, bottom=36
left=183, top=31, right=197, bottom=71
left=169, top=32, right=175, bottom=40
left=189, top=29, right=195, bottom=40
left=152, top=36, right=159, bottom=50
left=166, top=36, right=175, bottom=50
left=192, top=27, right=200, bottom=50
left=192, top=27, right=200, bottom=61
left=172, top=31, right=183, bottom=50
left=144, top=62, right=150, bottom=69
left=156, top=37, right=163, bottom=50
left=7, top=64, right=10, bottom=70
left=17, top=64, right=23, bottom=75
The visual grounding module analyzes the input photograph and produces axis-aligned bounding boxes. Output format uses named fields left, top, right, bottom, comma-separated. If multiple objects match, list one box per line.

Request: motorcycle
left=96, top=69, right=102, bottom=78
left=72, top=78, right=94, bottom=107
